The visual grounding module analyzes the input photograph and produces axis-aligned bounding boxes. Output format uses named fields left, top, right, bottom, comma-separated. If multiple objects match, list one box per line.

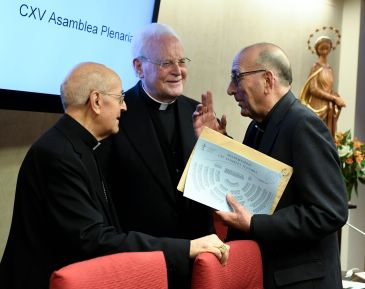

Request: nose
left=227, top=81, right=236, bottom=96
left=120, top=101, right=127, bottom=112
left=170, top=62, right=184, bottom=75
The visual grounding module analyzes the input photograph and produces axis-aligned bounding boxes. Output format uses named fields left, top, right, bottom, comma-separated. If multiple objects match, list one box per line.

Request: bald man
left=0, top=62, right=228, bottom=289
left=211, top=43, right=348, bottom=289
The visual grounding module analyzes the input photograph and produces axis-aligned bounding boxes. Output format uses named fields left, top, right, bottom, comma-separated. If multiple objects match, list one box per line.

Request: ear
left=89, top=90, right=102, bottom=115
left=133, top=58, right=144, bottom=78
left=263, top=70, right=275, bottom=91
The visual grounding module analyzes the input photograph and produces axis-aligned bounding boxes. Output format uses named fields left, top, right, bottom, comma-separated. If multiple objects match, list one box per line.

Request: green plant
left=335, top=130, right=365, bottom=201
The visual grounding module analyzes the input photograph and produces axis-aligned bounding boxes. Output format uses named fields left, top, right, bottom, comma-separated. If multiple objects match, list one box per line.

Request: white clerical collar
left=92, top=142, right=101, bottom=151
left=141, top=83, right=176, bottom=111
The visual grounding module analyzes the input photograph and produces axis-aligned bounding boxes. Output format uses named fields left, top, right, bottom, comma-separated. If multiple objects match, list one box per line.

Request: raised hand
left=193, top=91, right=227, bottom=137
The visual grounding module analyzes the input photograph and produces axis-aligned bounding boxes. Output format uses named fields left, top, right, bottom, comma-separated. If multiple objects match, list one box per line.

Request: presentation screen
left=0, top=0, right=160, bottom=112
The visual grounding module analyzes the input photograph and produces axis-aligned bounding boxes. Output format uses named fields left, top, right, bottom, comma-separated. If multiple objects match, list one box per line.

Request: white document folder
left=178, top=127, right=293, bottom=213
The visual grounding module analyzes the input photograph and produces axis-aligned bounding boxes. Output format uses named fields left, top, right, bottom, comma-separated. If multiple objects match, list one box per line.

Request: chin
left=167, top=86, right=183, bottom=97
left=240, top=110, right=250, bottom=117
left=111, top=126, right=119, bottom=135
left=170, top=88, right=183, bottom=98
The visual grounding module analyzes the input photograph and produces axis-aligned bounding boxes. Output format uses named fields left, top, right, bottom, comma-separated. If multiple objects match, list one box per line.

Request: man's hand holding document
left=178, top=127, right=293, bottom=214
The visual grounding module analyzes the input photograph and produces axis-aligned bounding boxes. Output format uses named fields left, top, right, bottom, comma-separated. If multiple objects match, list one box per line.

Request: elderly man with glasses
left=101, top=23, right=227, bottom=289
left=0, top=62, right=229, bottom=289
left=210, top=43, right=347, bottom=289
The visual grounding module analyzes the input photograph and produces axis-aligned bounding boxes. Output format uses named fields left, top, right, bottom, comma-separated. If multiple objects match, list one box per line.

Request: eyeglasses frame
left=231, top=69, right=266, bottom=85
left=98, top=90, right=125, bottom=105
left=139, top=56, right=191, bottom=68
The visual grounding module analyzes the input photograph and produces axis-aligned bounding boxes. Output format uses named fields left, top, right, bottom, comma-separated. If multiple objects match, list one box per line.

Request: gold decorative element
left=281, top=168, right=289, bottom=176
left=218, top=244, right=227, bottom=254
left=307, top=26, right=341, bottom=54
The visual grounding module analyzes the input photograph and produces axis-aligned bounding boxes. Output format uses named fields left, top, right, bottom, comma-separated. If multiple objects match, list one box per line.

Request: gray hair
left=131, top=23, right=182, bottom=59
left=60, top=62, right=118, bottom=110
left=252, top=43, right=292, bottom=86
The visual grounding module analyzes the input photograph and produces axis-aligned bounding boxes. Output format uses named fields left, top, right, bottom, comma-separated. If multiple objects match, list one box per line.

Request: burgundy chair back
left=50, top=251, right=167, bottom=289
left=191, top=240, right=263, bottom=289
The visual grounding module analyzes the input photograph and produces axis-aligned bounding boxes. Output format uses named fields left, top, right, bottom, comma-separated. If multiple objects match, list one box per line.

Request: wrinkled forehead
left=146, top=35, right=184, bottom=59
left=231, top=53, right=241, bottom=73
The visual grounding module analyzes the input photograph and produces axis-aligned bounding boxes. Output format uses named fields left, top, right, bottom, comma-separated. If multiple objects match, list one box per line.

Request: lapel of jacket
left=258, top=91, right=297, bottom=155
left=56, top=116, right=116, bottom=223
left=176, top=96, right=198, bottom=163
left=243, top=121, right=257, bottom=146
left=120, top=84, right=175, bottom=199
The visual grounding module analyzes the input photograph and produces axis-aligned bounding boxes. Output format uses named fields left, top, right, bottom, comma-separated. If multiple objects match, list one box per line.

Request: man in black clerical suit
left=0, top=62, right=228, bottom=289
left=215, top=43, right=348, bottom=289
left=102, top=23, right=227, bottom=288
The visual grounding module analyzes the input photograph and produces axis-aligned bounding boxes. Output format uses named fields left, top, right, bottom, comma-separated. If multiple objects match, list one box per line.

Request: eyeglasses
left=139, top=56, right=191, bottom=68
left=230, top=69, right=266, bottom=85
left=99, top=91, right=125, bottom=104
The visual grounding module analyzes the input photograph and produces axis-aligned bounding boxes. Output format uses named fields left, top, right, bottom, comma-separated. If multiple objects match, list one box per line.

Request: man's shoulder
left=31, top=116, right=84, bottom=159
left=283, top=98, right=332, bottom=139
left=31, top=126, right=67, bottom=154
left=278, top=93, right=318, bottom=120
left=125, top=83, right=139, bottom=96
left=271, top=95, right=325, bottom=136
left=289, top=98, right=322, bottom=120
left=20, top=126, right=68, bottom=170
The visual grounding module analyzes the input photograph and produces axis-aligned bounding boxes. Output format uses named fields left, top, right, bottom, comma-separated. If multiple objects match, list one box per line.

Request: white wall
left=159, top=0, right=343, bottom=140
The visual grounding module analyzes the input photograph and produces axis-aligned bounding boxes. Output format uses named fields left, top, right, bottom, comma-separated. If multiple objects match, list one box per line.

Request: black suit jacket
left=0, top=115, right=190, bottom=289
left=102, top=82, right=214, bottom=287
left=228, top=91, right=348, bottom=289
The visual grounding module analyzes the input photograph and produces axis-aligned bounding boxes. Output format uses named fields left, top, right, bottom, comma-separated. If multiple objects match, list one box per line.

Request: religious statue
left=300, top=27, right=346, bottom=138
